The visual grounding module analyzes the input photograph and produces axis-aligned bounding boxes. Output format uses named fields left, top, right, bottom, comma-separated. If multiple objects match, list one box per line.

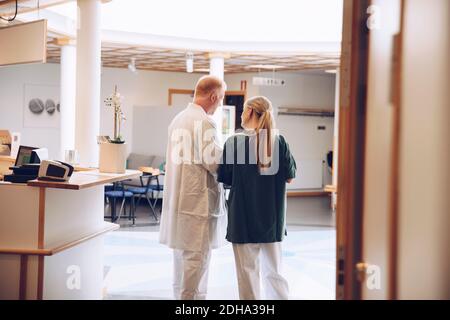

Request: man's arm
left=199, top=118, right=223, bottom=177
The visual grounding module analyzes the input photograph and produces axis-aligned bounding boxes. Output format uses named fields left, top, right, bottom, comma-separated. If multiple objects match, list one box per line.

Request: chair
left=104, top=182, right=136, bottom=225
left=148, top=174, right=164, bottom=212
left=126, top=174, right=159, bottom=222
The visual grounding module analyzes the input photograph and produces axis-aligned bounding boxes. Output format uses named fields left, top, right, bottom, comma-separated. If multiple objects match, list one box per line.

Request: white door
left=360, top=0, right=402, bottom=299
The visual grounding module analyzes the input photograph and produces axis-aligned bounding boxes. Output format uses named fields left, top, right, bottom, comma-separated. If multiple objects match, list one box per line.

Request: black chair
left=104, top=181, right=136, bottom=225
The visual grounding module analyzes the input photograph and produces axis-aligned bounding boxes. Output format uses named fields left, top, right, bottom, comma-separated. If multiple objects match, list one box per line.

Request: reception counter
left=0, top=169, right=141, bottom=300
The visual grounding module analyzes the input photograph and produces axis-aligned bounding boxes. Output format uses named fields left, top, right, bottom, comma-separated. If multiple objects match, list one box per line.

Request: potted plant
left=99, top=86, right=127, bottom=173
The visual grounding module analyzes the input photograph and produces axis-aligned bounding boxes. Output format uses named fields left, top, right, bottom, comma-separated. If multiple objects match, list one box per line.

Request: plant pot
left=99, top=142, right=127, bottom=174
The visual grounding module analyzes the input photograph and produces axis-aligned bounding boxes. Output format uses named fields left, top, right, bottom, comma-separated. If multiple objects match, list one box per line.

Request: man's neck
left=193, top=98, right=210, bottom=114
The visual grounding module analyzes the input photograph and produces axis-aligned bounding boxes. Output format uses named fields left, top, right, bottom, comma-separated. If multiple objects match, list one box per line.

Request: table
left=324, top=184, right=337, bottom=210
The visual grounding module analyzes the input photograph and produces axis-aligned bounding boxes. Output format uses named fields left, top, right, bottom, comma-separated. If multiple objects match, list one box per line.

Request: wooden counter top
left=138, top=166, right=164, bottom=176
left=27, top=169, right=141, bottom=190
left=287, top=190, right=329, bottom=197
left=0, top=222, right=119, bottom=256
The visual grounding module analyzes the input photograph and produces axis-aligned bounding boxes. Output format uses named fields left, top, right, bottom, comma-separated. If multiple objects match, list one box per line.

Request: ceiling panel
left=45, top=35, right=340, bottom=74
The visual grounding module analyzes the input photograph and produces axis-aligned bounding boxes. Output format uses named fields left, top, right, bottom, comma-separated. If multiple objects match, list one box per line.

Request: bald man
left=159, top=75, right=228, bottom=300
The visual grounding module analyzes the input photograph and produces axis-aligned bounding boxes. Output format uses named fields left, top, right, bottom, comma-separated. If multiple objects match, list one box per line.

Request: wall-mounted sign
left=252, top=77, right=286, bottom=86
left=0, top=19, right=47, bottom=66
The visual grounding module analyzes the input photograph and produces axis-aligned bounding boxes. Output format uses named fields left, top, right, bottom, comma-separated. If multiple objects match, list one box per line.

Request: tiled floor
left=103, top=197, right=336, bottom=300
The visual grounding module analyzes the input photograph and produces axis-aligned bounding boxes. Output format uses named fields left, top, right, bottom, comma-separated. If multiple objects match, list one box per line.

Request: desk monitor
left=31, top=148, right=48, bottom=163
left=14, top=145, right=37, bottom=166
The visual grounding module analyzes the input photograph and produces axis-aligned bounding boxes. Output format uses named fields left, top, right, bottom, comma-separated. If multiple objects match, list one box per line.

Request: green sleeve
left=282, top=136, right=297, bottom=180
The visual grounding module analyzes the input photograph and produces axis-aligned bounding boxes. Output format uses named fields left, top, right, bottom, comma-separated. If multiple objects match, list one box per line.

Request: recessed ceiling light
left=195, top=68, right=210, bottom=73
left=195, top=68, right=228, bottom=73
left=186, top=52, right=194, bottom=73
left=128, top=57, right=137, bottom=74
left=246, top=64, right=285, bottom=70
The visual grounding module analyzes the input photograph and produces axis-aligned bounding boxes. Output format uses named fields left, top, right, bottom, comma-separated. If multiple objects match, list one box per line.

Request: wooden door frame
left=387, top=0, right=404, bottom=300
left=335, top=0, right=370, bottom=300
left=337, top=0, right=404, bottom=300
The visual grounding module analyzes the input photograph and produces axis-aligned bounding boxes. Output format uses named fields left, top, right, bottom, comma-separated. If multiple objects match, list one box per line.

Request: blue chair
left=126, top=174, right=159, bottom=222
left=104, top=182, right=136, bottom=225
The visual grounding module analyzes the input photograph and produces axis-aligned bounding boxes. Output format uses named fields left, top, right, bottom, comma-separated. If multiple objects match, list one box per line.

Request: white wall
left=225, top=71, right=336, bottom=110
left=0, top=63, right=201, bottom=159
left=130, top=70, right=336, bottom=189
left=0, top=64, right=335, bottom=169
left=226, top=71, right=336, bottom=189
left=132, top=105, right=185, bottom=157
left=0, top=63, right=61, bottom=158
left=100, top=67, right=201, bottom=157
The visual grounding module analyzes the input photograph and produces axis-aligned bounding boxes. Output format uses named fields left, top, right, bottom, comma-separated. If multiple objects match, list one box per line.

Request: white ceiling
left=1, top=0, right=343, bottom=72
left=47, top=0, right=343, bottom=44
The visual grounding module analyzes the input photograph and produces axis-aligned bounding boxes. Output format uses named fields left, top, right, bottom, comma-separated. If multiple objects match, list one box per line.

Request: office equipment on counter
left=0, top=131, right=21, bottom=158
left=0, top=130, right=11, bottom=156
left=3, top=146, right=48, bottom=183
left=30, top=148, right=48, bottom=164
left=0, top=144, right=9, bottom=156
left=0, top=155, right=15, bottom=180
left=10, top=132, right=21, bottom=159
left=13, top=145, right=36, bottom=166
left=38, top=160, right=74, bottom=182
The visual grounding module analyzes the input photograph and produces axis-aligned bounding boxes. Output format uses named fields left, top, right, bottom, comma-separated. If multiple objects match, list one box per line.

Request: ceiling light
left=128, top=57, right=137, bottom=74
left=195, top=68, right=210, bottom=73
left=246, top=64, right=285, bottom=70
left=186, top=52, right=194, bottom=73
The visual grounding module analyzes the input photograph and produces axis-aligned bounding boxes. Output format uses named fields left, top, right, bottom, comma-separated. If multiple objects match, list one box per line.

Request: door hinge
left=337, top=245, right=345, bottom=299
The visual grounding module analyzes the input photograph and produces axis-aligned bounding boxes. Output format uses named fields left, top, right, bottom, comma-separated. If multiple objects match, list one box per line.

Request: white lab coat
left=159, top=103, right=227, bottom=252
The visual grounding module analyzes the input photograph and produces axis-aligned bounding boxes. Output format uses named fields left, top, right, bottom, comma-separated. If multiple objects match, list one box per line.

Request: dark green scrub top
left=217, top=133, right=297, bottom=244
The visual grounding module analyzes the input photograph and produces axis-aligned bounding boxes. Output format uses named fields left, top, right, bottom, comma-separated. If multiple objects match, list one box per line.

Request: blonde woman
left=218, top=96, right=296, bottom=300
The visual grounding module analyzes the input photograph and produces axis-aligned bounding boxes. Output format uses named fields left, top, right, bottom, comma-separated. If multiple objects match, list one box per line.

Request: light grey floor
left=286, top=196, right=335, bottom=229
left=111, top=196, right=335, bottom=232
left=103, top=196, right=336, bottom=300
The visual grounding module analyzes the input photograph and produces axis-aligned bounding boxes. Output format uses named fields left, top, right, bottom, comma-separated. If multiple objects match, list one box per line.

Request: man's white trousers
left=173, top=249, right=212, bottom=300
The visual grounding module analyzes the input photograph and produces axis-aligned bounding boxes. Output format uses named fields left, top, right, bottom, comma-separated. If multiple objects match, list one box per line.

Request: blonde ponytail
left=244, top=96, right=275, bottom=169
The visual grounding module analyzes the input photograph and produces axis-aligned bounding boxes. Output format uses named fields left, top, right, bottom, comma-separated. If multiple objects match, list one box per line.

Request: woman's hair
left=244, top=96, right=276, bottom=169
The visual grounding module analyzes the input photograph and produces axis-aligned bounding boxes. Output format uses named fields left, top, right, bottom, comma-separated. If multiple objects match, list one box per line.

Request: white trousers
left=173, top=248, right=212, bottom=300
left=232, top=242, right=289, bottom=300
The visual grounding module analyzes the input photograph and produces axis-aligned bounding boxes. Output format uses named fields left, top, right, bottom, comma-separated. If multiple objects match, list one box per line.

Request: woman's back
left=218, top=132, right=296, bottom=243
